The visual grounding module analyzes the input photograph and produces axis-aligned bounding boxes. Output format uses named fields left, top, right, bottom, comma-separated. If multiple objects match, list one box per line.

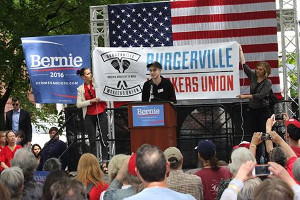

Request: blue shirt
left=12, top=109, right=20, bottom=132
left=124, top=187, right=196, bottom=200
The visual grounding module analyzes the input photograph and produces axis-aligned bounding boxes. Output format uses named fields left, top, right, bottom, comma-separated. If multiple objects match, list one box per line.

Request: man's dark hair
left=12, top=97, right=20, bottom=102
left=136, top=144, right=166, bottom=182
left=169, top=157, right=182, bottom=170
left=49, top=127, right=59, bottom=134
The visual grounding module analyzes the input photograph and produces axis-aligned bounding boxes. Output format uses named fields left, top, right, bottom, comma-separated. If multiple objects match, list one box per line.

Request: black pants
left=247, top=107, right=272, bottom=163
left=84, top=112, right=109, bottom=161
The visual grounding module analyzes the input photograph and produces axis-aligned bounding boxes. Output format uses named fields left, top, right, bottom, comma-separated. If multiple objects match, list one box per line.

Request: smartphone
left=252, top=165, right=273, bottom=176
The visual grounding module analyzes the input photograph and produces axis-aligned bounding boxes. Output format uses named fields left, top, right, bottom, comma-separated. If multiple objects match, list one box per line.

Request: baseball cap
left=286, top=118, right=300, bottom=141
left=146, top=61, right=162, bottom=69
left=232, top=141, right=251, bottom=150
left=196, top=140, right=216, bottom=158
left=164, top=147, right=182, bottom=163
left=128, top=153, right=137, bottom=176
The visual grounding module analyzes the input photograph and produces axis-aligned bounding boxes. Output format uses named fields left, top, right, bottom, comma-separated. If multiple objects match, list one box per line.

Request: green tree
left=0, top=0, right=160, bottom=130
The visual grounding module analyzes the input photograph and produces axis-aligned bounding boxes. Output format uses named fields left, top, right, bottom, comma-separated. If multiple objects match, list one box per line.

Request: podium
left=128, top=102, right=177, bottom=152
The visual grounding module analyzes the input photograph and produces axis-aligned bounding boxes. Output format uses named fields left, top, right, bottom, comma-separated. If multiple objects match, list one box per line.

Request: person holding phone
left=76, top=68, right=109, bottom=161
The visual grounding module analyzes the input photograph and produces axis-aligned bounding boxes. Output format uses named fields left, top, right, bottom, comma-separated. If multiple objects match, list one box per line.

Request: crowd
left=0, top=112, right=299, bottom=200
left=1, top=54, right=300, bottom=199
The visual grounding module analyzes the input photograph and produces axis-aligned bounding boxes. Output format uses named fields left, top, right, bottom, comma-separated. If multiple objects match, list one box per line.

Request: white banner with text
left=93, top=41, right=240, bottom=101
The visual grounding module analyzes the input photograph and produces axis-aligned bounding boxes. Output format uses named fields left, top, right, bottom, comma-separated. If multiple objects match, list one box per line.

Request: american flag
left=108, top=0, right=280, bottom=96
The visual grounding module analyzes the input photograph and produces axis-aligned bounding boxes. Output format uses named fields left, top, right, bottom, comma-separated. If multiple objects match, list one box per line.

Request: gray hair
left=293, top=158, right=300, bottom=182
left=11, top=148, right=39, bottom=181
left=51, top=178, right=87, bottom=200
left=0, top=166, right=24, bottom=199
left=238, top=177, right=262, bottom=200
left=228, top=147, right=256, bottom=175
left=43, top=158, right=62, bottom=171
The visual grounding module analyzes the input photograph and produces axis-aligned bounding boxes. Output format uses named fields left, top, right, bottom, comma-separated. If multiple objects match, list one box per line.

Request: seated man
left=124, top=144, right=196, bottom=200
left=164, top=147, right=203, bottom=200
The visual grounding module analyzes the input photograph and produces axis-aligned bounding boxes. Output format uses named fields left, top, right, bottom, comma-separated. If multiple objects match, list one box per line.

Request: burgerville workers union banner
left=93, top=41, right=240, bottom=101
left=21, top=34, right=91, bottom=104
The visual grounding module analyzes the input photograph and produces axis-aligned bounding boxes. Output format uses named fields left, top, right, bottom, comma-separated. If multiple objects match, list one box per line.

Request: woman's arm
left=76, top=86, right=98, bottom=108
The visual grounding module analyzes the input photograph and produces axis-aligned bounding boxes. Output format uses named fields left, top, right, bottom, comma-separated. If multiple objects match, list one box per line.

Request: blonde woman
left=77, top=153, right=108, bottom=200
left=238, top=46, right=273, bottom=163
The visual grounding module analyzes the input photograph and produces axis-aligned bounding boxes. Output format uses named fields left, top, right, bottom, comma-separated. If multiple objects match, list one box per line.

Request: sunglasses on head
left=12, top=103, right=19, bottom=106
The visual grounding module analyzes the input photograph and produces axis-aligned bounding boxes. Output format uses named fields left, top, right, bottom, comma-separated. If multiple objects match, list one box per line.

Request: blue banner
left=132, top=105, right=164, bottom=127
left=34, top=171, right=50, bottom=184
left=21, top=34, right=91, bottom=103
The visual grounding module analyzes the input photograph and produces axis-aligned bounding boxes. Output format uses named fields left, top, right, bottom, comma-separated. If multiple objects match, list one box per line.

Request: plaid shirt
left=167, top=169, right=203, bottom=200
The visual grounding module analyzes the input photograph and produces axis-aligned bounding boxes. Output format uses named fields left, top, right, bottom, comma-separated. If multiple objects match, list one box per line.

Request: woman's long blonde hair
left=76, top=153, right=104, bottom=186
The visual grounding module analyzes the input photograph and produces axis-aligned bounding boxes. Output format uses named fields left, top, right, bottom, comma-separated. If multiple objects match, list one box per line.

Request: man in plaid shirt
left=164, top=147, right=203, bottom=200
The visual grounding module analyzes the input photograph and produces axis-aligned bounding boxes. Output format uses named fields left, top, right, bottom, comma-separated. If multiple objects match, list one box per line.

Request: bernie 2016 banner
left=93, top=41, right=240, bottom=101
left=21, top=34, right=91, bottom=104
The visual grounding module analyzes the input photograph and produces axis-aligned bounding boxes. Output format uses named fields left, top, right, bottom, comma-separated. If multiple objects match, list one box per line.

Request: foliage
left=0, top=0, right=162, bottom=130
left=279, top=53, right=298, bottom=98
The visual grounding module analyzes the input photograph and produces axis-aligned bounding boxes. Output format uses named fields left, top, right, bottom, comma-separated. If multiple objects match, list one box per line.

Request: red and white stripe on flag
left=170, top=0, right=280, bottom=96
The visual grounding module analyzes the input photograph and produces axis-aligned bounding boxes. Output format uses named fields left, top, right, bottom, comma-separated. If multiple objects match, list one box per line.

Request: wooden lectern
left=128, top=102, right=177, bottom=152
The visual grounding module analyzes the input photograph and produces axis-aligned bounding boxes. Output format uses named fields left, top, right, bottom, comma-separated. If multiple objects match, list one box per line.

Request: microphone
left=149, top=84, right=154, bottom=102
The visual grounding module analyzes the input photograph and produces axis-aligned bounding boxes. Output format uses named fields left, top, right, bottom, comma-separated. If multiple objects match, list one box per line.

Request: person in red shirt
left=285, top=118, right=300, bottom=157
left=76, top=68, right=109, bottom=161
left=0, top=131, right=6, bottom=151
left=76, top=153, right=108, bottom=200
left=194, top=140, right=232, bottom=200
left=0, top=131, right=22, bottom=170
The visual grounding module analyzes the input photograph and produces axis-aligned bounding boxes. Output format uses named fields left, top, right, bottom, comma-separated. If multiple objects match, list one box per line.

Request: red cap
left=286, top=118, right=300, bottom=128
left=232, top=141, right=250, bottom=150
left=128, top=153, right=137, bottom=176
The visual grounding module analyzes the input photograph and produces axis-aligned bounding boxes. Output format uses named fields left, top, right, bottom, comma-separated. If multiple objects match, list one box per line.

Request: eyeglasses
left=12, top=103, right=19, bottom=106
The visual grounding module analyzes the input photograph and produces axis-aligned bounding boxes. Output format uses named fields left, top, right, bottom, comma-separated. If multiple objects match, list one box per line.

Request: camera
left=252, top=164, right=273, bottom=176
left=261, top=133, right=272, bottom=141
left=275, top=114, right=284, bottom=120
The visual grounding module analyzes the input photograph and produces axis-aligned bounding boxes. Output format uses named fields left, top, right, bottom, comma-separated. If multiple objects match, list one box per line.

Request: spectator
left=0, top=130, right=7, bottom=172
left=0, top=131, right=6, bottom=150
left=0, top=131, right=22, bottom=170
left=292, top=158, right=300, bottom=183
left=38, top=127, right=67, bottom=170
left=238, top=178, right=261, bottom=200
left=194, top=140, right=231, bottom=200
left=164, top=147, right=203, bottom=200
left=51, top=178, right=87, bottom=200
left=31, top=144, right=41, bottom=161
left=286, top=118, right=300, bottom=156
left=43, top=170, right=69, bottom=200
left=103, top=153, right=141, bottom=200
left=0, top=166, right=24, bottom=200
left=269, top=147, right=287, bottom=167
left=11, top=148, right=43, bottom=200
left=5, top=97, right=32, bottom=147
left=254, top=178, right=293, bottom=200
left=43, top=158, right=61, bottom=172
left=124, top=144, right=196, bottom=200
left=76, top=153, right=108, bottom=200
left=217, top=147, right=256, bottom=200
left=0, top=181, right=11, bottom=200
left=220, top=161, right=300, bottom=200
left=107, top=154, right=129, bottom=183
left=15, top=130, right=25, bottom=146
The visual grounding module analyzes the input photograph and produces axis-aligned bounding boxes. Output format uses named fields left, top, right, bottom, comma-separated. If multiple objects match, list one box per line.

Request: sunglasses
left=12, top=103, right=19, bottom=106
